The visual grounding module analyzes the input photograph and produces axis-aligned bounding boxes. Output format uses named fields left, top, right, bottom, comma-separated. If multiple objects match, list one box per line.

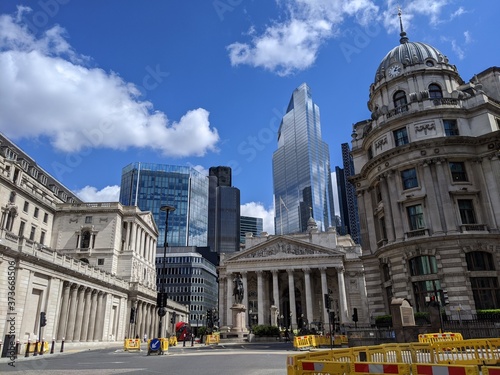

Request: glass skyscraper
left=240, top=216, right=263, bottom=244
left=119, top=162, right=209, bottom=247
left=273, top=83, right=335, bottom=234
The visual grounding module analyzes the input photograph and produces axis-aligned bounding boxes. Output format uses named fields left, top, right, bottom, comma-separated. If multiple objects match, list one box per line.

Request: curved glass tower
left=273, top=83, right=335, bottom=234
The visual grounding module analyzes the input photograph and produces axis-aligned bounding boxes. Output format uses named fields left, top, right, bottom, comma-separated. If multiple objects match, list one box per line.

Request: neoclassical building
left=350, top=20, right=500, bottom=317
left=218, top=219, right=367, bottom=330
left=0, top=133, right=187, bottom=351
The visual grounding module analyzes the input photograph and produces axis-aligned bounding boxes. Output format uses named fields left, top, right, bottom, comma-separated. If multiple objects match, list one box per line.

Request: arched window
left=429, top=83, right=442, bottom=99
left=81, top=230, right=91, bottom=248
left=393, top=90, right=407, bottom=108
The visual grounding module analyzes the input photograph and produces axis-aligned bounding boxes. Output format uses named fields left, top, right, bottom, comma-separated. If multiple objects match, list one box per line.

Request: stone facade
left=218, top=222, right=367, bottom=331
left=350, top=28, right=500, bottom=317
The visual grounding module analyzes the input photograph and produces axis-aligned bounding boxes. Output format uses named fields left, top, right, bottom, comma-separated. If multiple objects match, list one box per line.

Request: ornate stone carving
left=375, top=137, right=387, bottom=150
left=239, top=243, right=322, bottom=259
left=414, top=123, right=435, bottom=135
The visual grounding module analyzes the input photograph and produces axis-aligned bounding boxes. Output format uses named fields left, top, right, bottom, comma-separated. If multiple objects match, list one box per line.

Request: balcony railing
left=432, top=98, right=460, bottom=106
left=460, top=224, right=487, bottom=232
left=405, top=228, right=429, bottom=239
left=386, top=104, right=409, bottom=119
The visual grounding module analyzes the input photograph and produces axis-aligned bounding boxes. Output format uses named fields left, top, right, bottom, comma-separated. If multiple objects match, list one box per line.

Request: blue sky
left=1, top=0, right=498, bottom=234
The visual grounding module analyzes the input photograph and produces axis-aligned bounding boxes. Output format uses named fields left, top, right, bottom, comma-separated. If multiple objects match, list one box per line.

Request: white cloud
left=450, top=6, right=466, bottom=21
left=0, top=9, right=219, bottom=157
left=75, top=185, right=120, bottom=202
left=240, top=201, right=275, bottom=235
left=227, top=0, right=378, bottom=76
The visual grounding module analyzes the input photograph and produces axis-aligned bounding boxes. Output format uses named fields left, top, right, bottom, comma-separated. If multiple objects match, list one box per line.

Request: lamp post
left=157, top=205, right=175, bottom=339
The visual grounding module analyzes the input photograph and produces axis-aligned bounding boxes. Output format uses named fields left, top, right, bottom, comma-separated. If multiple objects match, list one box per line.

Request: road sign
left=148, top=338, right=161, bottom=356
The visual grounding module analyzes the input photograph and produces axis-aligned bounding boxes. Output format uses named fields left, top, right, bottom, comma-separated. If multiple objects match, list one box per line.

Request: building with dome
left=350, top=14, right=500, bottom=318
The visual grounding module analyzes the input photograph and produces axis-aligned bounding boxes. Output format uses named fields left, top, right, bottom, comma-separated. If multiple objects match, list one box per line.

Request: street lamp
left=157, top=205, right=175, bottom=339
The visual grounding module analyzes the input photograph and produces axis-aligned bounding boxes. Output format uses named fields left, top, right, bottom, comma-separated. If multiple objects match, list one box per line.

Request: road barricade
left=160, top=337, right=169, bottom=352
left=483, top=366, right=500, bottom=375
left=169, top=336, right=177, bottom=346
left=205, top=334, right=220, bottom=345
left=28, top=341, right=49, bottom=354
left=351, top=362, right=411, bottom=374
left=418, top=332, right=463, bottom=344
left=334, top=334, right=348, bottom=346
left=293, top=335, right=312, bottom=350
left=124, top=338, right=141, bottom=351
left=412, top=363, right=480, bottom=375
left=433, top=339, right=499, bottom=366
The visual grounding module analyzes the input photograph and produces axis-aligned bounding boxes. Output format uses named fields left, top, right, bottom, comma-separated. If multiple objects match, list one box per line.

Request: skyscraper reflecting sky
left=273, top=83, right=335, bottom=234
left=119, top=162, right=209, bottom=247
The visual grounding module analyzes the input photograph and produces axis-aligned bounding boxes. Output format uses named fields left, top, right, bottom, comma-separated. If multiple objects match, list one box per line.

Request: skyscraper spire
left=398, top=7, right=409, bottom=44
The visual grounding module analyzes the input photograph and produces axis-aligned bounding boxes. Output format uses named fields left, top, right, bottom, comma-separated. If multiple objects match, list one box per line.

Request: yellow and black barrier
left=123, top=338, right=141, bottom=351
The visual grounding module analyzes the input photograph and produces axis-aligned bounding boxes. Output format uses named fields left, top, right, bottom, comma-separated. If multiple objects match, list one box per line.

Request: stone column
left=435, top=159, right=458, bottom=233
left=65, top=284, right=79, bottom=341
left=218, top=276, right=226, bottom=327
left=303, top=268, right=313, bottom=327
left=125, top=221, right=131, bottom=250
left=226, top=274, right=233, bottom=326
left=387, top=170, right=404, bottom=240
left=87, top=290, right=98, bottom=341
left=422, top=161, right=444, bottom=234
left=57, top=281, right=71, bottom=340
left=320, top=268, right=329, bottom=324
left=287, top=269, right=296, bottom=329
left=379, top=175, right=395, bottom=242
left=257, top=271, right=264, bottom=325
left=73, top=286, right=86, bottom=341
left=241, top=272, right=248, bottom=310
left=272, top=270, right=280, bottom=313
left=337, top=267, right=348, bottom=323
left=80, top=288, right=92, bottom=341
left=93, top=292, right=105, bottom=341
left=130, top=223, right=137, bottom=252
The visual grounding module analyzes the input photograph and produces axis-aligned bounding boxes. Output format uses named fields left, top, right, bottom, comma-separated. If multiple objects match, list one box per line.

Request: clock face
left=388, top=64, right=402, bottom=78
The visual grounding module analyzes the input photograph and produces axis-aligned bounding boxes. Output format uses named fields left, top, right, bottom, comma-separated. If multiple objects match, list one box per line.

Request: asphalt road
left=0, top=342, right=295, bottom=375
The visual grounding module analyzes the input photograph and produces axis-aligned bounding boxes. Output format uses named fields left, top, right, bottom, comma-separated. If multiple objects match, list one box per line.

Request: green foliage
left=197, top=326, right=207, bottom=336
left=251, top=325, right=281, bottom=337
left=375, top=315, right=392, bottom=326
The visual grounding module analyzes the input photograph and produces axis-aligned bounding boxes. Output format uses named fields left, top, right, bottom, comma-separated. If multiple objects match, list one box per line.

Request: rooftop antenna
left=398, top=6, right=409, bottom=44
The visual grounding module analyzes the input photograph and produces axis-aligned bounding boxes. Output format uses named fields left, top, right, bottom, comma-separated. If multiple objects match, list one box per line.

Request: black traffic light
left=206, top=309, right=213, bottom=327
left=352, top=308, right=358, bottom=323
left=170, top=311, right=176, bottom=324
left=324, top=294, right=331, bottom=310
left=157, top=292, right=167, bottom=308
left=130, top=307, right=136, bottom=324
left=40, top=312, right=47, bottom=327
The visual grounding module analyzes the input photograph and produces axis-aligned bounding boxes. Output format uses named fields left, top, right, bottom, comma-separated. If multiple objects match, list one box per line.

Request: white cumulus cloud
left=0, top=8, right=219, bottom=157
left=75, top=185, right=121, bottom=202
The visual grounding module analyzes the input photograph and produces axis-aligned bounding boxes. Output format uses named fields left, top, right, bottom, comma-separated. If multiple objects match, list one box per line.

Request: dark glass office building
left=240, top=216, right=263, bottom=244
left=207, top=166, right=240, bottom=254
left=272, top=83, right=335, bottom=234
left=119, top=163, right=209, bottom=247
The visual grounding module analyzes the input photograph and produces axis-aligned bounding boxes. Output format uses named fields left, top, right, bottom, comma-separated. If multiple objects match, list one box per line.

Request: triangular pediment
left=225, top=236, right=344, bottom=263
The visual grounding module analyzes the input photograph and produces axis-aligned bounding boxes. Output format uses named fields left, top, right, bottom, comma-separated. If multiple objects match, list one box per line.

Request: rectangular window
left=34, top=207, right=39, bottom=218
left=458, top=199, right=476, bottom=224
left=23, top=201, right=29, bottom=212
left=18, top=221, right=26, bottom=237
left=450, top=162, right=468, bottom=182
left=444, top=119, right=459, bottom=136
left=40, top=231, right=46, bottom=245
left=470, top=277, right=500, bottom=310
left=98, top=258, right=105, bottom=265
left=401, top=168, right=418, bottom=190
left=393, top=127, right=409, bottom=147
left=29, top=226, right=36, bottom=241
left=85, top=216, right=92, bottom=224
left=407, top=204, right=425, bottom=230
left=43, top=213, right=48, bottom=223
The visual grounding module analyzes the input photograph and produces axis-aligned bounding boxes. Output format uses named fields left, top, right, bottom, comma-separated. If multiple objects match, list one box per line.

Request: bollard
left=16, top=340, right=20, bottom=356
left=40, top=338, right=45, bottom=355
left=50, top=338, right=55, bottom=354
left=33, top=340, right=38, bottom=356
left=25, top=340, right=30, bottom=357
left=191, top=334, right=194, bottom=347
left=60, top=338, right=65, bottom=353
left=183, top=336, right=186, bottom=347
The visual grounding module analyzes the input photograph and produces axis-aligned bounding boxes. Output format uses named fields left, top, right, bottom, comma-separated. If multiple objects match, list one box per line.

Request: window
left=85, top=216, right=92, bottom=224
left=409, top=255, right=438, bottom=276
left=23, top=201, right=29, bottom=212
left=428, top=84, right=442, bottom=99
left=413, top=279, right=442, bottom=312
left=81, top=230, right=91, bottom=248
left=393, top=90, right=407, bottom=108
left=444, top=119, right=459, bottom=136
left=470, top=277, right=500, bottom=310
left=393, top=127, right=409, bottom=146
left=29, top=226, right=36, bottom=241
left=407, top=204, right=425, bottom=230
left=401, top=168, right=418, bottom=190
left=458, top=199, right=476, bottom=224
left=450, top=162, right=467, bottom=182
left=466, top=251, right=495, bottom=271
left=34, top=207, right=39, bottom=218
left=9, top=192, right=16, bottom=203
left=98, top=258, right=105, bottom=265
left=43, top=213, right=48, bottom=223
left=40, top=231, right=46, bottom=245
left=18, top=221, right=25, bottom=237
left=382, top=264, right=391, bottom=282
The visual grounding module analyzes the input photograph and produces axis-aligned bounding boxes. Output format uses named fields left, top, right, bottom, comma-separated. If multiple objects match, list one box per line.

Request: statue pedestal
left=221, top=304, right=248, bottom=340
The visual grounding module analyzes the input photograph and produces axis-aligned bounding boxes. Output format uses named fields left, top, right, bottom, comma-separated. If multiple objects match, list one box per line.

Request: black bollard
left=33, top=341, right=38, bottom=356
left=191, top=334, right=194, bottom=347
left=183, top=335, right=186, bottom=347
left=60, top=338, right=65, bottom=353
left=39, top=339, right=44, bottom=355
left=50, top=339, right=55, bottom=354
left=15, top=340, right=20, bottom=356
left=25, top=340, right=30, bottom=358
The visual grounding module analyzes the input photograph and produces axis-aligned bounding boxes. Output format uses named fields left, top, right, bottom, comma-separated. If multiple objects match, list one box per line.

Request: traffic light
left=157, top=292, right=167, bottom=308
left=40, top=312, right=47, bottom=327
left=130, top=307, right=136, bottom=324
left=206, top=309, right=213, bottom=327
left=324, top=294, right=331, bottom=310
left=170, top=311, right=176, bottom=324
left=352, top=308, right=358, bottom=323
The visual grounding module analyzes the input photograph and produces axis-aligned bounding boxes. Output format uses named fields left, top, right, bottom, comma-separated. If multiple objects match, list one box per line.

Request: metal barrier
left=294, top=335, right=312, bottom=350
left=418, top=332, right=464, bottom=344
left=205, top=334, right=220, bottom=345
left=411, top=363, right=480, bottom=375
left=483, top=366, right=500, bottom=375
left=434, top=339, right=499, bottom=366
left=123, top=338, right=141, bottom=351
